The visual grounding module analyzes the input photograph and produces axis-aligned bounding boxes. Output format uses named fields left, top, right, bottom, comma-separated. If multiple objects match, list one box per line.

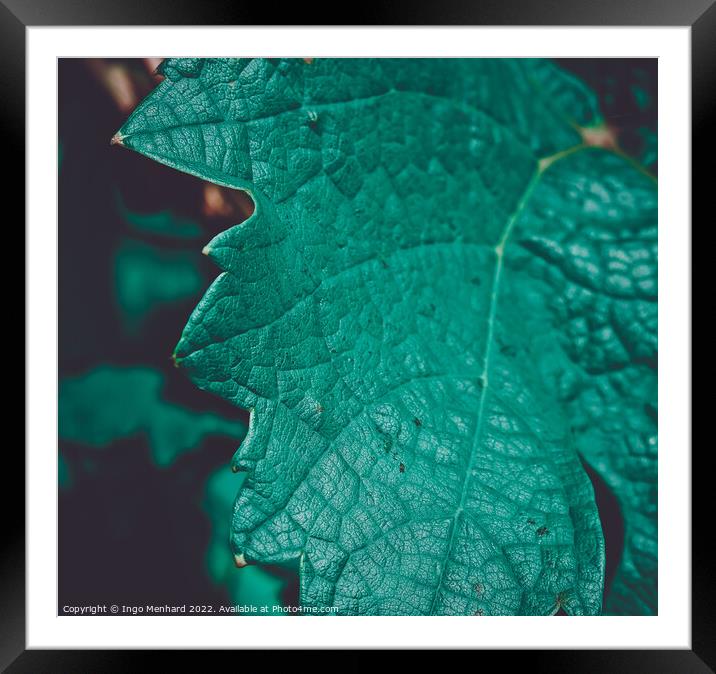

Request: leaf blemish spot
left=579, top=122, right=618, bottom=150
left=399, top=463, right=405, bottom=473
left=413, top=417, right=422, bottom=427
left=536, top=526, right=549, bottom=537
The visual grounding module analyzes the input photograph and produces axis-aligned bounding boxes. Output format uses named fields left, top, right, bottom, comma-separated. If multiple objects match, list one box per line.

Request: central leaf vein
left=427, top=167, right=543, bottom=613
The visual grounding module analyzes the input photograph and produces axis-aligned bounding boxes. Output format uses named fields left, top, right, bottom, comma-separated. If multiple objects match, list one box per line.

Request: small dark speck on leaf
left=527, top=518, right=536, bottom=525
left=474, top=608, right=484, bottom=616
left=380, top=259, right=389, bottom=269
left=500, top=344, right=517, bottom=357
left=399, top=463, right=405, bottom=473
left=470, top=276, right=482, bottom=286
left=536, top=526, right=549, bottom=537
left=474, top=583, right=484, bottom=595
left=413, top=417, right=422, bottom=427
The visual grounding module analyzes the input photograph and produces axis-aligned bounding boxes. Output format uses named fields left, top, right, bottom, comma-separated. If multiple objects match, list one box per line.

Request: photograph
left=57, top=57, right=658, bottom=618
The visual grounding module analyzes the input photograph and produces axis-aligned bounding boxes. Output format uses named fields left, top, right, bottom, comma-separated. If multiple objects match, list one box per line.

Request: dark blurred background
left=58, top=58, right=656, bottom=615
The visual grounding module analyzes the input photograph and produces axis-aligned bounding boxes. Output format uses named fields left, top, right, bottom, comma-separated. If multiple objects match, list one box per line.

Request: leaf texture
left=116, top=58, right=657, bottom=615
left=205, top=467, right=292, bottom=611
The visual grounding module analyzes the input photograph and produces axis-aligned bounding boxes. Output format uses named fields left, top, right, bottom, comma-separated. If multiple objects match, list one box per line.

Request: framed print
left=9, top=0, right=707, bottom=668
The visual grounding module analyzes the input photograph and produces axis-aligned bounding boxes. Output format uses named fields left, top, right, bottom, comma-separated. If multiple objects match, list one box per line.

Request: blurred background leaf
left=115, top=189, right=202, bottom=240
left=113, top=242, right=204, bottom=334
left=59, top=366, right=246, bottom=467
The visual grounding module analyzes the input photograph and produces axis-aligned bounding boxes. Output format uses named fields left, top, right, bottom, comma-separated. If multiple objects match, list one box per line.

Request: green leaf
left=115, top=189, right=202, bottom=239
left=505, top=149, right=658, bottom=616
left=58, top=452, right=72, bottom=489
left=59, top=366, right=246, bottom=466
left=205, top=467, right=293, bottom=612
left=113, top=239, right=203, bottom=331
left=116, top=58, right=656, bottom=615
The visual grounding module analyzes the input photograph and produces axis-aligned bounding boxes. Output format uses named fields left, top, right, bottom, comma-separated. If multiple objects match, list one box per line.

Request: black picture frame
left=8, top=0, right=706, bottom=669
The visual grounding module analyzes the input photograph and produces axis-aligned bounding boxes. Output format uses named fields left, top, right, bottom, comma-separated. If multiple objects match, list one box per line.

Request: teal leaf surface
left=116, top=58, right=657, bottom=615
left=205, top=467, right=292, bottom=612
